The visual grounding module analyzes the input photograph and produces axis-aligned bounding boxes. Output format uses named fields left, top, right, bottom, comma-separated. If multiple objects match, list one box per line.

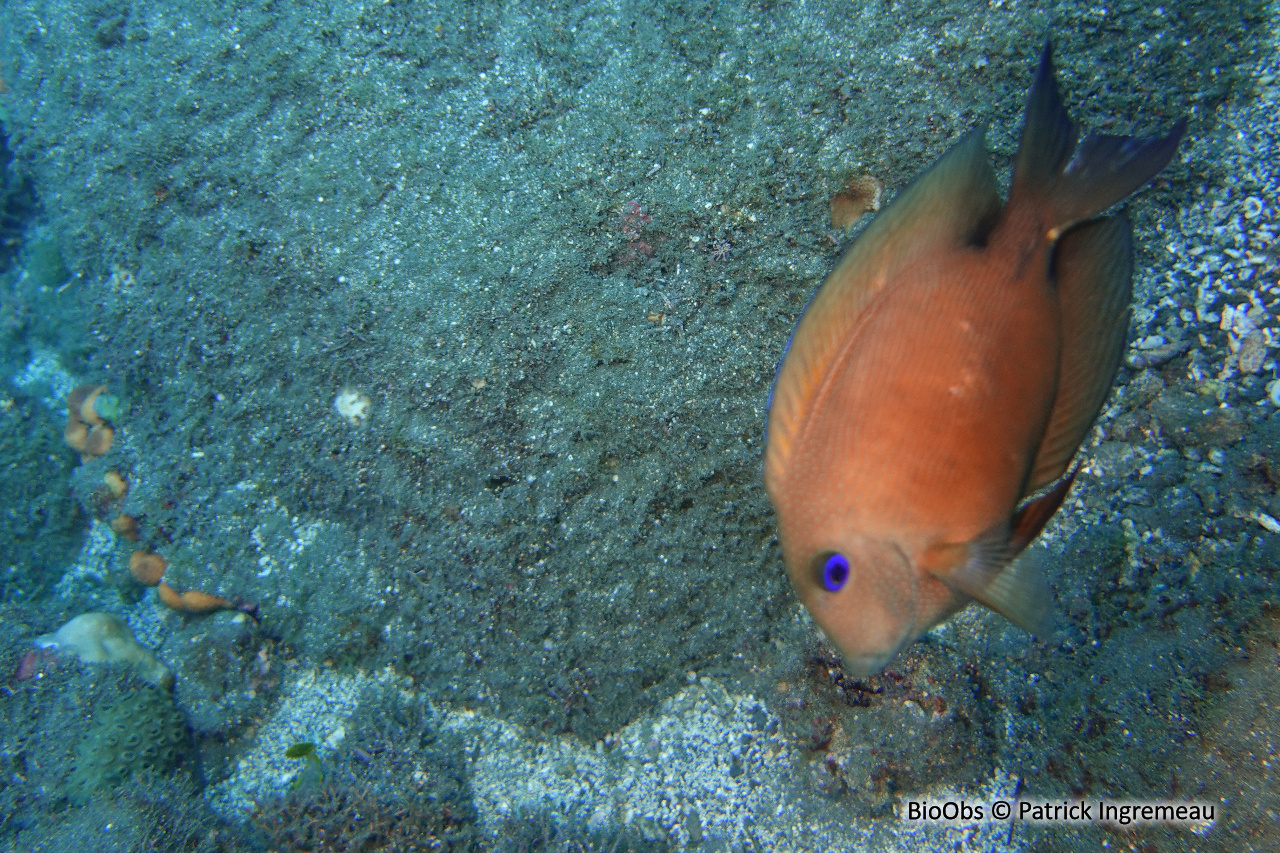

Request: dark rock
left=1151, top=389, right=1246, bottom=448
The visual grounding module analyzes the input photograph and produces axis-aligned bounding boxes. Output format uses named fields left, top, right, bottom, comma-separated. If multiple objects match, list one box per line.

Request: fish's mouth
left=833, top=648, right=899, bottom=678
left=827, top=625, right=914, bottom=676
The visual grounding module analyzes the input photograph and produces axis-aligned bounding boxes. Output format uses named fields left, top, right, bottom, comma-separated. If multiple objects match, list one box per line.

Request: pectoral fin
left=927, top=524, right=1055, bottom=638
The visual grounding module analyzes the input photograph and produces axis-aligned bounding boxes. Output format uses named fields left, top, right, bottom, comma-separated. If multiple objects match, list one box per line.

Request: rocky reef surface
left=0, top=0, right=1278, bottom=850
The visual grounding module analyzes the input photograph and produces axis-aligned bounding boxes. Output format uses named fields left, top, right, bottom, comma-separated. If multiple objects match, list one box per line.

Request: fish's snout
left=832, top=648, right=900, bottom=679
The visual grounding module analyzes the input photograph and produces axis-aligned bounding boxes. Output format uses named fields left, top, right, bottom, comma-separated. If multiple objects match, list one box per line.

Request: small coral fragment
left=34, top=613, right=172, bottom=689
left=68, top=687, right=190, bottom=803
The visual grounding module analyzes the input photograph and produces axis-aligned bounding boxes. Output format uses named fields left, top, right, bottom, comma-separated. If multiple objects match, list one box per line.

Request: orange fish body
left=765, top=44, right=1184, bottom=675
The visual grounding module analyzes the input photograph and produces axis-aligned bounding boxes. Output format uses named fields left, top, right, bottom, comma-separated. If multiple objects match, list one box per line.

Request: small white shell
left=1134, top=335, right=1167, bottom=351
left=334, top=388, right=372, bottom=426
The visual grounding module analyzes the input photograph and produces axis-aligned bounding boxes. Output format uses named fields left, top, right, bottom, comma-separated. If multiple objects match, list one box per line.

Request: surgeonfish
left=764, top=43, right=1185, bottom=675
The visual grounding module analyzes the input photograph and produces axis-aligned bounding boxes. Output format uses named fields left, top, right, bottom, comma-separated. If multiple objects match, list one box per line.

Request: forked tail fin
left=1011, top=41, right=1186, bottom=239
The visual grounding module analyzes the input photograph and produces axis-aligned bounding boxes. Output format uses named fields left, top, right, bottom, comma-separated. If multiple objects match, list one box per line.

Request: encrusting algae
left=764, top=43, right=1185, bottom=675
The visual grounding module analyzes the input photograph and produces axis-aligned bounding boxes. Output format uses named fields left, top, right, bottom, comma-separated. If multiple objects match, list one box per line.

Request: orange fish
left=764, top=44, right=1184, bottom=675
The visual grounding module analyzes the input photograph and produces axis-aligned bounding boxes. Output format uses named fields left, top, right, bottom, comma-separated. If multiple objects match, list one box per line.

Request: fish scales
left=764, top=43, right=1185, bottom=675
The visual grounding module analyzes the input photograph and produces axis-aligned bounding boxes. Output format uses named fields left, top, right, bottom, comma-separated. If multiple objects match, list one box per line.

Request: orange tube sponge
left=157, top=581, right=232, bottom=614
left=64, top=419, right=89, bottom=452
left=129, top=550, right=167, bottom=585
left=103, top=471, right=128, bottom=499
left=111, top=514, right=140, bottom=541
left=67, top=385, right=101, bottom=423
left=65, top=384, right=120, bottom=458
left=78, top=385, right=108, bottom=425
left=83, top=424, right=114, bottom=458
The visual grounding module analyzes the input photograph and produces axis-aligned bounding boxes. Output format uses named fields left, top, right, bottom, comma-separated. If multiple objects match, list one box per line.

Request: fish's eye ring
left=819, top=552, right=849, bottom=592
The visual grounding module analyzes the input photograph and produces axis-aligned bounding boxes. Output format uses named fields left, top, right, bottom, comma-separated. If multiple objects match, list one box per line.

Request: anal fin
left=1027, top=217, right=1133, bottom=492
left=1011, top=468, right=1078, bottom=554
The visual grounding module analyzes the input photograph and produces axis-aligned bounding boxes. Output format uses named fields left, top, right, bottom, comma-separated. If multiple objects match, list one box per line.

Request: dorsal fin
left=1026, top=217, right=1132, bottom=492
left=765, top=129, right=1002, bottom=490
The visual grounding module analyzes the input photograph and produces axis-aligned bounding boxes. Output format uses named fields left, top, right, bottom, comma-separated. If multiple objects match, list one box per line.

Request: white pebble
left=1135, top=335, right=1167, bottom=350
left=1255, top=512, right=1280, bottom=534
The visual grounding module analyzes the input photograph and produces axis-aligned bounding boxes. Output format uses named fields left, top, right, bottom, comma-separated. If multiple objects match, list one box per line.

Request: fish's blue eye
left=821, top=553, right=849, bottom=592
